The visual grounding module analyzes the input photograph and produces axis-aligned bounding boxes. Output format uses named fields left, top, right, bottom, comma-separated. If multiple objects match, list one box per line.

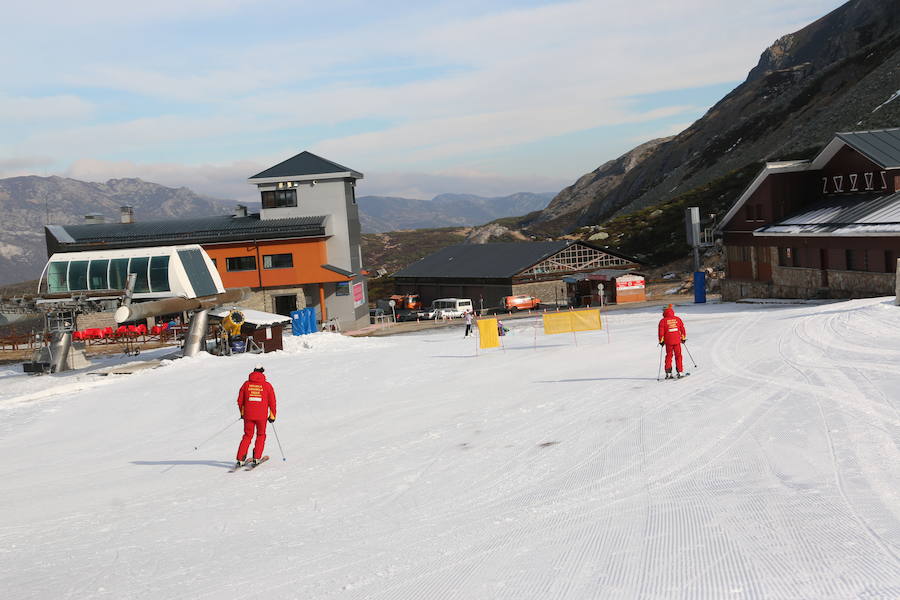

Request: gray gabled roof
left=393, top=241, right=636, bottom=279
left=47, top=213, right=328, bottom=252
left=249, top=151, right=361, bottom=180
left=835, top=128, right=900, bottom=169
left=754, top=191, right=900, bottom=236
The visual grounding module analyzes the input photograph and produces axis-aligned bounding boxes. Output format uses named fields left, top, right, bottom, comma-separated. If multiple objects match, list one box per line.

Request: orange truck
left=390, top=294, right=422, bottom=311
left=502, top=294, right=540, bottom=310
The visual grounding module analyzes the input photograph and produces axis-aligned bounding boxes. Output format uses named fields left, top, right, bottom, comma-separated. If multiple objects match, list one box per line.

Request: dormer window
left=261, top=189, right=297, bottom=209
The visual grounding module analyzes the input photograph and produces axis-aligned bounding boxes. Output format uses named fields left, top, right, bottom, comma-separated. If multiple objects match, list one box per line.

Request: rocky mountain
left=0, top=176, right=232, bottom=286
left=534, top=0, right=900, bottom=232
left=357, top=192, right=554, bottom=233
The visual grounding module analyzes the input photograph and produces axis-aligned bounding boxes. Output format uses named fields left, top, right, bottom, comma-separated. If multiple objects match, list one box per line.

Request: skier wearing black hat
left=234, top=363, right=277, bottom=468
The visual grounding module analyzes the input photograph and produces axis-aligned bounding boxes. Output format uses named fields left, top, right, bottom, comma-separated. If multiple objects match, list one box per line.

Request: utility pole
left=685, top=207, right=706, bottom=303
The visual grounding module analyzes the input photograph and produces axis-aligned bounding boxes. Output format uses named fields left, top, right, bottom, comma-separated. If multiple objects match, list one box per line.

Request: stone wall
left=723, top=266, right=894, bottom=301
left=241, top=287, right=308, bottom=314
left=76, top=311, right=117, bottom=331
left=512, top=280, right=567, bottom=306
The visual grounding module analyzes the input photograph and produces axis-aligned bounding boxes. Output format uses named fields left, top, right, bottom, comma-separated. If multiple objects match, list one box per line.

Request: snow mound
left=280, top=331, right=391, bottom=354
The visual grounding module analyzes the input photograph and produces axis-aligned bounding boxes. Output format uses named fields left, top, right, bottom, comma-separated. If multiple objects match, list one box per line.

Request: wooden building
left=718, top=128, right=900, bottom=300
left=392, top=241, right=639, bottom=310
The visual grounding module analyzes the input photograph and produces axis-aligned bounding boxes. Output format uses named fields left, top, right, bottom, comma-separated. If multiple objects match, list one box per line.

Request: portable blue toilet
left=290, top=308, right=317, bottom=335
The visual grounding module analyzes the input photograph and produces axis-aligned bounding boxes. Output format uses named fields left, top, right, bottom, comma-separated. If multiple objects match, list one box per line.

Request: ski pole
left=657, top=343, right=664, bottom=382
left=193, top=417, right=241, bottom=450
left=683, top=341, right=698, bottom=368
left=270, top=422, right=287, bottom=461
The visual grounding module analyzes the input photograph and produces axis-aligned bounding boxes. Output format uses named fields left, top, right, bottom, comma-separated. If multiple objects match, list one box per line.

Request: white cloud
left=0, top=94, right=94, bottom=122
left=0, top=156, right=56, bottom=178
left=3, top=0, right=848, bottom=195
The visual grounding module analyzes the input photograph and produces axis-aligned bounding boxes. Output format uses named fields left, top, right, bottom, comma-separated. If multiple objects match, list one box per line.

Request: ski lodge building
left=392, top=241, right=640, bottom=310
left=44, top=152, right=369, bottom=331
left=718, top=128, right=900, bottom=301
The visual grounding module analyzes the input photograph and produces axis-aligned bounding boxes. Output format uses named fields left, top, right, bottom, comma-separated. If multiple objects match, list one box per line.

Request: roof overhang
left=248, top=171, right=363, bottom=185
left=752, top=230, right=900, bottom=237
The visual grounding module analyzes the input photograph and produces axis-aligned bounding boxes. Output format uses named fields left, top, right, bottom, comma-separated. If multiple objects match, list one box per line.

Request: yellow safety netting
left=542, top=309, right=602, bottom=335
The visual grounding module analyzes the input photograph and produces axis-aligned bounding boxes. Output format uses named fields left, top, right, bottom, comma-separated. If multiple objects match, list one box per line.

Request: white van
left=429, top=298, right=473, bottom=319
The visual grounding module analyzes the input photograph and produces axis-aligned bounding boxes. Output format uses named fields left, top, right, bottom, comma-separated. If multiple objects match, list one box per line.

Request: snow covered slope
left=1, top=299, right=899, bottom=599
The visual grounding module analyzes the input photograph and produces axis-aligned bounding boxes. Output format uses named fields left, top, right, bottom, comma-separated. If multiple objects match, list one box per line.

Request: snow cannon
left=222, top=310, right=245, bottom=338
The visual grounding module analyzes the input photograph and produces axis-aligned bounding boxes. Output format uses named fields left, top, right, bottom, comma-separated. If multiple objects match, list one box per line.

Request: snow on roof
left=208, top=307, right=291, bottom=325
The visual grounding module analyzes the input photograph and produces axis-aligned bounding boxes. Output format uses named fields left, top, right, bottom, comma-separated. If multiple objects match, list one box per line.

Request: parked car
left=502, top=294, right=541, bottom=310
left=427, top=298, right=474, bottom=319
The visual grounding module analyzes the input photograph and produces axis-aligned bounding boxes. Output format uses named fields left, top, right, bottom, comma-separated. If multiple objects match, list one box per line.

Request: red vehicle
left=502, top=295, right=541, bottom=310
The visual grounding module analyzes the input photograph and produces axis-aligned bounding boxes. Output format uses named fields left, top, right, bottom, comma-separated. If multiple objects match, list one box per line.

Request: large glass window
left=69, top=261, right=89, bottom=291
left=109, top=258, right=129, bottom=290
left=226, top=256, right=257, bottom=271
left=263, top=253, right=293, bottom=269
left=261, top=189, right=297, bottom=209
left=89, top=260, right=109, bottom=290
left=47, top=262, right=68, bottom=293
left=149, top=256, right=171, bottom=292
left=129, top=256, right=150, bottom=293
left=335, top=281, right=349, bottom=296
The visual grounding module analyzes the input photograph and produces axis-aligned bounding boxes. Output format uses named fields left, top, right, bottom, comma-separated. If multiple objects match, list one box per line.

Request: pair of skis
left=228, top=455, right=269, bottom=472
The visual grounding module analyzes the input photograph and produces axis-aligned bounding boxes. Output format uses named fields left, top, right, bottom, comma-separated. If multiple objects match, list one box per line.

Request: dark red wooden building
left=718, top=128, right=900, bottom=300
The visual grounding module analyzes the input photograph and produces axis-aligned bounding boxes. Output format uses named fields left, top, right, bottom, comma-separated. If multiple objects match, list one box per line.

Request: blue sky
left=0, top=0, right=847, bottom=201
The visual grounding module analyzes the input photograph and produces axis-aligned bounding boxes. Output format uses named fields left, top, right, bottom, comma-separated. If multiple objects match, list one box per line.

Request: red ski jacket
left=658, top=307, right=686, bottom=345
left=237, top=372, right=277, bottom=421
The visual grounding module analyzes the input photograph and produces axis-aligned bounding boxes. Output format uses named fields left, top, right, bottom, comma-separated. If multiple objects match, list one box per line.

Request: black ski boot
left=665, top=371, right=673, bottom=380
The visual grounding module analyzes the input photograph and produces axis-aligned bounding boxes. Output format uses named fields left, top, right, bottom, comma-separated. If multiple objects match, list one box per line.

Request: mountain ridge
left=528, top=0, right=900, bottom=234
left=0, top=175, right=555, bottom=285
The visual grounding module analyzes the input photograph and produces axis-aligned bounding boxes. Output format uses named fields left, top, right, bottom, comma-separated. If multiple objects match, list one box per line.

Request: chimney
left=83, top=214, right=106, bottom=225
left=233, top=204, right=248, bottom=218
left=120, top=206, right=134, bottom=224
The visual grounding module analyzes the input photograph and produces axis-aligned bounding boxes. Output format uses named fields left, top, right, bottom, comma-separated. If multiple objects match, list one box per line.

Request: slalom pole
left=194, top=417, right=241, bottom=450
left=683, top=341, right=698, bottom=368
left=270, top=422, right=287, bottom=461
left=657, top=344, right=664, bottom=382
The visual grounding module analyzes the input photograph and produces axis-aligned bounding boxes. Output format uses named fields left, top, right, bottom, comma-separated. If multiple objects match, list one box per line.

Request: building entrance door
left=273, top=294, right=297, bottom=316
left=819, top=249, right=829, bottom=287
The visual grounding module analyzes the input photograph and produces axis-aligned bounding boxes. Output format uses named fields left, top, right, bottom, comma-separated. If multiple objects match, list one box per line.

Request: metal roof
left=754, top=191, right=900, bottom=236
left=394, top=242, right=570, bottom=279
left=48, top=213, right=328, bottom=251
left=249, top=151, right=360, bottom=180
left=836, top=128, right=900, bottom=169
left=392, top=241, right=638, bottom=279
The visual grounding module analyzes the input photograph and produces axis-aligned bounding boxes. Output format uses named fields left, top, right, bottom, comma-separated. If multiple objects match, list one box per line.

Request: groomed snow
left=2, top=299, right=899, bottom=599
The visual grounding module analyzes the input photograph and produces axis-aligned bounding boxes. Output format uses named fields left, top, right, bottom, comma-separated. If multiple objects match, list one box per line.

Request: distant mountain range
left=0, top=175, right=554, bottom=286
left=357, top=192, right=553, bottom=233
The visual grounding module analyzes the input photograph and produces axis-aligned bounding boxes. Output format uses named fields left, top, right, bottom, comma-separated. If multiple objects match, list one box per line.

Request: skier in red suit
left=235, top=364, right=277, bottom=467
left=658, top=304, right=687, bottom=379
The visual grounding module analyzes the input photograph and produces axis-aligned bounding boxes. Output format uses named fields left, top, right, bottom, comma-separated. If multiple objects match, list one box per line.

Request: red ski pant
left=237, top=419, right=267, bottom=460
left=664, top=342, right=683, bottom=373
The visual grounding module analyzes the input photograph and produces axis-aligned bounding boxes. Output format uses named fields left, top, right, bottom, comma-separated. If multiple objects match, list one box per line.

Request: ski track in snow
left=1, top=303, right=900, bottom=599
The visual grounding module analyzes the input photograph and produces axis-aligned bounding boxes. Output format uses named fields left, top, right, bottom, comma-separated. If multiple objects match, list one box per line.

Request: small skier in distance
left=658, top=304, right=687, bottom=379
left=235, top=363, right=277, bottom=468
left=464, top=310, right=474, bottom=337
